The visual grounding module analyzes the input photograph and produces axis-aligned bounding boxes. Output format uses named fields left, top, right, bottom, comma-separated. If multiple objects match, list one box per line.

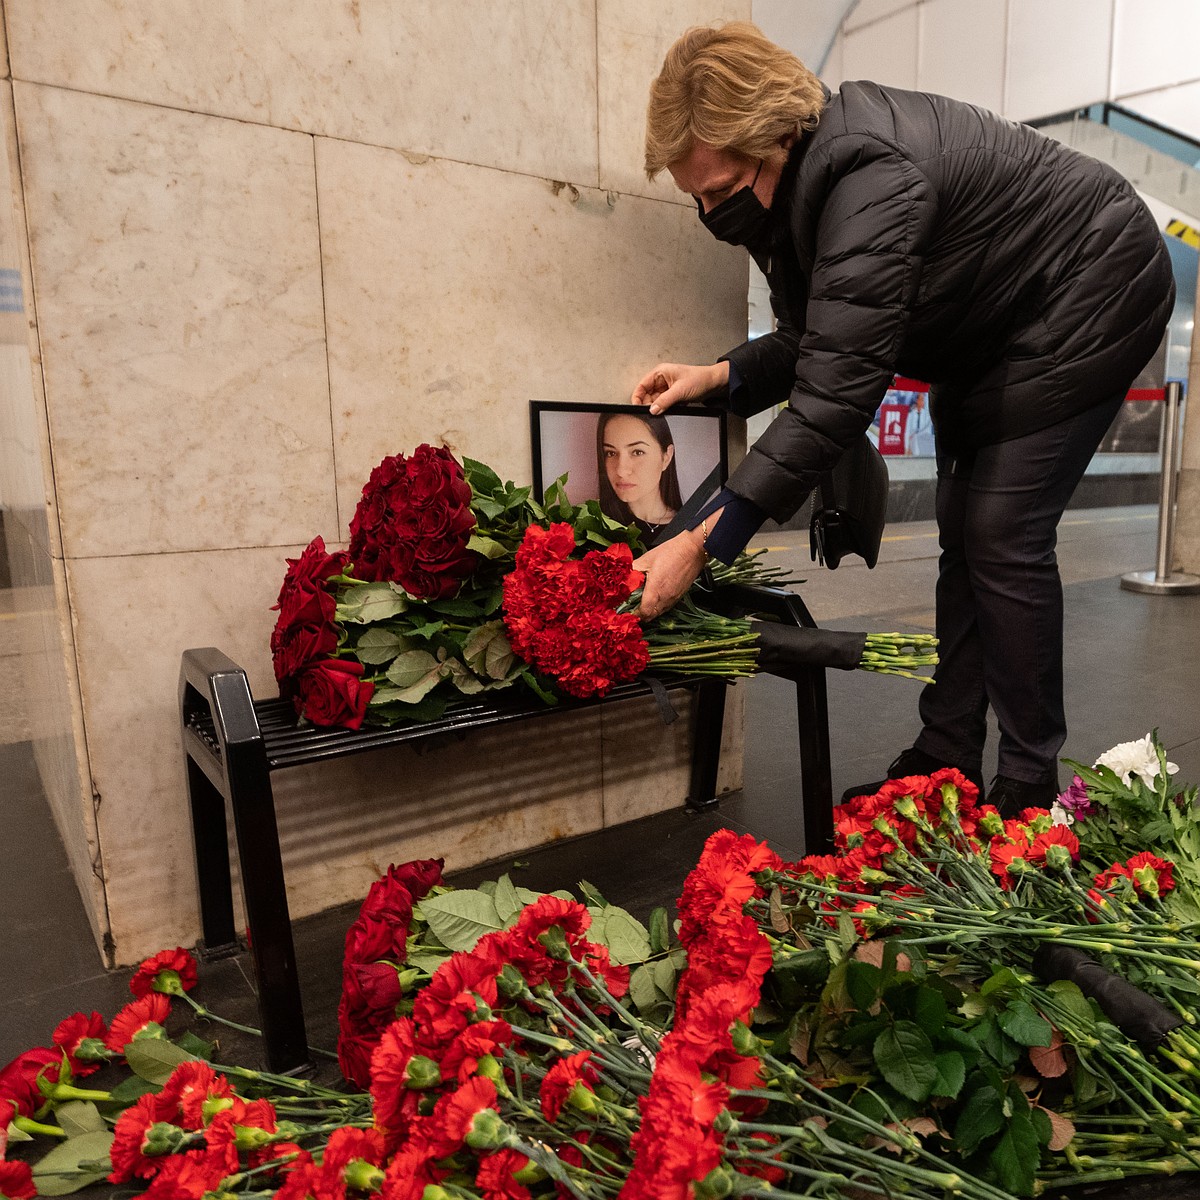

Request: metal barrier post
left=1121, top=381, right=1200, bottom=595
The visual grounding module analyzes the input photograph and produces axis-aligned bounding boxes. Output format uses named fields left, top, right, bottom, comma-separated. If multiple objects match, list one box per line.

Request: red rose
left=0, top=1047, right=61, bottom=1121
left=348, top=446, right=478, bottom=598
left=293, top=659, right=374, bottom=729
left=271, top=618, right=339, bottom=688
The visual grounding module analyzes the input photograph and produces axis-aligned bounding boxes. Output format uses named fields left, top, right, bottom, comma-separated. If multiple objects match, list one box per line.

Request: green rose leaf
left=175, top=1032, right=215, bottom=1060
left=913, top=986, right=949, bottom=1038
left=493, top=874, right=524, bottom=925
left=1046, top=980, right=1096, bottom=1031
left=930, top=1050, right=966, bottom=1099
left=988, top=1107, right=1040, bottom=1196
left=125, top=1038, right=197, bottom=1085
left=337, top=582, right=408, bottom=624
left=466, top=533, right=509, bottom=560
left=462, top=456, right=503, bottom=496
left=873, top=1020, right=937, bottom=1102
left=32, top=1130, right=116, bottom=1196
left=651, top=956, right=677, bottom=1000
left=54, top=1101, right=106, bottom=1138
left=578, top=880, right=608, bottom=907
left=354, top=626, right=411, bottom=665
left=998, top=1000, right=1053, bottom=1047
left=385, top=649, right=441, bottom=701
left=105, top=1075, right=158, bottom=1105
left=405, top=949, right=450, bottom=974
left=417, top=891, right=505, bottom=951
left=954, top=1083, right=1005, bottom=1156
left=628, top=964, right=660, bottom=1016
left=588, top=906, right=652, bottom=966
left=648, top=906, right=671, bottom=955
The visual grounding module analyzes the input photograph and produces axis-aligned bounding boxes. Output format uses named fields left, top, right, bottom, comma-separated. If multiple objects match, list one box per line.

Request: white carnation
left=1050, top=802, right=1074, bottom=826
left=1094, top=733, right=1179, bottom=788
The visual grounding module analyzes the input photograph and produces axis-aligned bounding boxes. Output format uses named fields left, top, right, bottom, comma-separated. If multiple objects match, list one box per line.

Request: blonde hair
left=645, top=22, right=826, bottom=180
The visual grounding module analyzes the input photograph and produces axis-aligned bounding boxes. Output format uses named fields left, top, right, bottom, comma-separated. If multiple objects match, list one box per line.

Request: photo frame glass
left=529, top=401, right=729, bottom=546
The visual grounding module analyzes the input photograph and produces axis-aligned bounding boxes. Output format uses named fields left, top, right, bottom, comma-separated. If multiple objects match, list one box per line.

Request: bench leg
left=686, top=679, right=726, bottom=811
left=794, top=667, right=835, bottom=854
left=225, top=748, right=311, bottom=1074
left=186, top=755, right=239, bottom=956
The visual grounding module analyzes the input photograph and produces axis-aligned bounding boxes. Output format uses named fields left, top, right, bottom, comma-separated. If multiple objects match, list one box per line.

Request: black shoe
left=987, top=776, right=1059, bottom=819
left=840, top=748, right=984, bottom=805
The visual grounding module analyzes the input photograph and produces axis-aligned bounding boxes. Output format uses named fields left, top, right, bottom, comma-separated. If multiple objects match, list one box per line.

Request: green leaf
left=998, top=1000, right=1053, bottom=1048
left=577, top=880, right=608, bottom=907
left=930, top=1050, right=966, bottom=1099
left=1045, top=980, right=1095, bottom=1031
left=417, top=891, right=504, bottom=951
left=988, top=1108, right=1039, bottom=1196
left=954, top=1083, right=1005, bottom=1156
left=426, top=597, right=486, bottom=617
left=32, top=1130, right=116, bottom=1195
left=873, top=1021, right=937, bottom=1102
left=105, top=1075, right=158, bottom=1105
left=845, top=960, right=882, bottom=1013
left=6, top=1121, right=33, bottom=1143
left=125, top=1038, right=197, bottom=1085
left=54, top=1101, right=106, bottom=1138
left=466, top=533, right=509, bottom=560
left=588, top=906, right=651, bottom=966
left=337, top=582, right=408, bottom=624
left=354, top=626, right=410, bottom=665
left=913, top=986, right=948, bottom=1038
left=629, top=964, right=660, bottom=1015
left=176, top=1031, right=215, bottom=1060
left=493, top=874, right=524, bottom=925
left=649, top=907, right=671, bottom=955
left=980, top=967, right=1022, bottom=998
left=463, top=456, right=503, bottom=496
left=384, top=649, right=441, bottom=703
left=406, top=949, right=451, bottom=973
left=651, top=956, right=677, bottom=1000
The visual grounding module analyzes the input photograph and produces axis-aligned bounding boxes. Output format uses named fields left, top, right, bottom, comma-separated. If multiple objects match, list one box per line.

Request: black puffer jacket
left=722, top=81, right=1175, bottom=523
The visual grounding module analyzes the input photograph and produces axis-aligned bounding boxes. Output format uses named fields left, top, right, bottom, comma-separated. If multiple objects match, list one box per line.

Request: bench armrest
left=179, top=647, right=264, bottom=753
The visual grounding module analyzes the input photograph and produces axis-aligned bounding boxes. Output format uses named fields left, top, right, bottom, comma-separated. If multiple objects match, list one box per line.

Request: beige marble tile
left=596, top=0, right=750, bottom=203
left=15, top=82, right=336, bottom=558
left=843, top=6, right=919, bottom=92
left=316, top=138, right=747, bottom=522
left=5, top=1, right=597, bottom=185
left=6, top=517, right=108, bottom=956
left=0, top=82, right=58, bottom=558
left=65, top=544, right=612, bottom=962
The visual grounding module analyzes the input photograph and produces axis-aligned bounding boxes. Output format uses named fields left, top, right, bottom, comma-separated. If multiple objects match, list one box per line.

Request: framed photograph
left=529, top=401, right=729, bottom=545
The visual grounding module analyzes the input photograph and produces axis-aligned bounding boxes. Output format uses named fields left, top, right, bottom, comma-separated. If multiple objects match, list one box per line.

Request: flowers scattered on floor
left=6, top=732, right=1200, bottom=1196
left=269, top=443, right=936, bottom=728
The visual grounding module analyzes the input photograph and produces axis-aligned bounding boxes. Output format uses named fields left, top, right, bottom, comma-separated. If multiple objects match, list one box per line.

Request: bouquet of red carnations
left=268, top=444, right=936, bottom=729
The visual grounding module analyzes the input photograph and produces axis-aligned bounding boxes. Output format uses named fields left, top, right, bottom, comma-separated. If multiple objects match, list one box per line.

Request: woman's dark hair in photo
left=595, top=409, right=684, bottom=530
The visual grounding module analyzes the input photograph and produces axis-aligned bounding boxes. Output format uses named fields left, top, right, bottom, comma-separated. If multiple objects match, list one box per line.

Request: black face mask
left=697, top=160, right=773, bottom=256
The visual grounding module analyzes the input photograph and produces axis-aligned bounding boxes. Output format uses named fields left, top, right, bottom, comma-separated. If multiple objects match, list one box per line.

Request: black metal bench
left=179, top=582, right=833, bottom=1072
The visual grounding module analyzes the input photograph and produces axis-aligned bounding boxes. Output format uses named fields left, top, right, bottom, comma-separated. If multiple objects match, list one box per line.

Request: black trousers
left=913, top=393, right=1125, bottom=785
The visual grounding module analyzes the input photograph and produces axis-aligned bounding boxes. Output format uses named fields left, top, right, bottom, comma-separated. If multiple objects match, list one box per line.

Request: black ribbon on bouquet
left=750, top=620, right=867, bottom=676
left=1033, top=943, right=1184, bottom=1049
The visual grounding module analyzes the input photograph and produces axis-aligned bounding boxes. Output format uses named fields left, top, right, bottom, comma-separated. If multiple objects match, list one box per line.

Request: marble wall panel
left=1112, top=0, right=1200, bottom=100
left=5, top=1, right=597, bottom=186
left=5, top=516, right=106, bottom=957
left=316, top=138, right=747, bottom=525
left=15, top=83, right=336, bottom=559
left=842, top=6, right=919, bottom=92
left=596, top=0, right=750, bottom=203
left=1006, top=0, right=1113, bottom=122
left=845, top=0, right=918, bottom=33
left=918, top=0, right=1006, bottom=113
left=0, top=81, right=57, bottom=557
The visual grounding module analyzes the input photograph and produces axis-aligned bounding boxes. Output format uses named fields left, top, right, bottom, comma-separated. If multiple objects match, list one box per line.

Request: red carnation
left=131, top=947, right=198, bottom=998
left=293, top=658, right=374, bottom=729
left=476, top=1148, right=534, bottom=1200
left=107, top=993, right=172, bottom=1053
left=540, top=1051, right=600, bottom=1122
left=0, top=1161, right=36, bottom=1200
left=348, top=446, right=478, bottom=599
left=109, top=1092, right=181, bottom=1182
left=158, top=1061, right=235, bottom=1130
left=138, top=1151, right=232, bottom=1200
left=52, top=1011, right=108, bottom=1076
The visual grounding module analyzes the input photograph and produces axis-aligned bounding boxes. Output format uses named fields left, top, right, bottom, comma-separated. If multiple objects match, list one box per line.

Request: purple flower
left=1056, top=775, right=1093, bottom=818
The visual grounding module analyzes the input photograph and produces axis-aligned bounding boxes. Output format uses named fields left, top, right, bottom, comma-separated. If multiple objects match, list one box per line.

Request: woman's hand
left=630, top=361, right=729, bottom=415
left=633, top=529, right=707, bottom=619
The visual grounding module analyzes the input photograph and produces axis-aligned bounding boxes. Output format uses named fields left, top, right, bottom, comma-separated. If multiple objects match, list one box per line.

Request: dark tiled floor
left=3, top=507, right=1200, bottom=1087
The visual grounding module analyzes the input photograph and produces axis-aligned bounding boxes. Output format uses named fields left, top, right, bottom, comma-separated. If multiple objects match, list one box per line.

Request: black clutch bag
left=809, top=435, right=889, bottom=570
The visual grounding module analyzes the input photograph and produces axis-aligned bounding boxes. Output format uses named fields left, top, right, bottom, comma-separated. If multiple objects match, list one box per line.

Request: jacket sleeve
left=726, top=137, right=937, bottom=522
left=717, top=283, right=806, bottom=418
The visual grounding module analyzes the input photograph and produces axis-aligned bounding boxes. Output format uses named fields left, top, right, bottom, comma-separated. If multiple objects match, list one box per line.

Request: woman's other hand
left=630, top=361, right=729, bottom=414
left=633, top=529, right=707, bottom=619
